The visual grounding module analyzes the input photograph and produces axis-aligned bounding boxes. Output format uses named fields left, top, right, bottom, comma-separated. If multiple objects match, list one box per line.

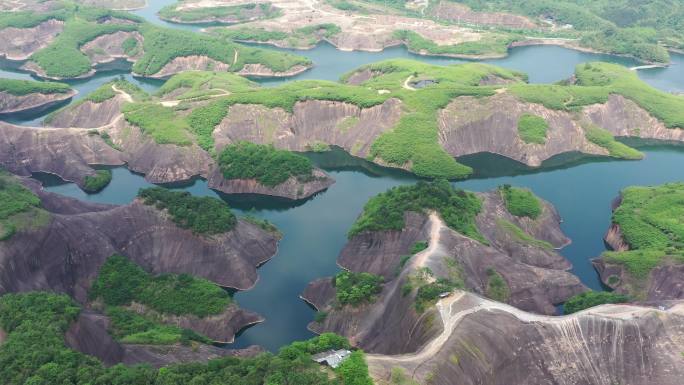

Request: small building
left=312, top=349, right=352, bottom=369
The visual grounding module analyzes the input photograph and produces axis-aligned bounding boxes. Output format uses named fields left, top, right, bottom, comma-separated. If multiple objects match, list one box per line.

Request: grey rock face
left=0, top=90, right=76, bottom=114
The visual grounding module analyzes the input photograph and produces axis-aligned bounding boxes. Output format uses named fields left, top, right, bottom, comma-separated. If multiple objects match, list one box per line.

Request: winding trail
left=403, top=75, right=416, bottom=91
left=111, top=84, right=133, bottom=103
left=367, top=290, right=684, bottom=381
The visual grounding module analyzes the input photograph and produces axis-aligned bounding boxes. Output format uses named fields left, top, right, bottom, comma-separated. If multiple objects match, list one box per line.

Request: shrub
left=335, top=350, right=373, bottom=385
left=500, top=184, right=542, bottom=219
left=485, top=268, right=510, bottom=302
left=410, top=241, right=428, bottom=254
left=349, top=180, right=485, bottom=243
left=564, top=291, right=630, bottom=314
left=83, top=170, right=112, bottom=193
left=0, top=79, right=71, bottom=95
left=333, top=271, right=384, bottom=306
left=218, top=141, right=314, bottom=187
left=584, top=124, right=644, bottom=160
left=90, top=254, right=232, bottom=317
left=138, top=187, right=237, bottom=234
left=517, top=113, right=548, bottom=144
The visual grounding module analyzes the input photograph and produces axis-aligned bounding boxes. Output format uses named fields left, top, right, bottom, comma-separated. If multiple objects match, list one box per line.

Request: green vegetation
left=82, top=170, right=112, bottom=193
left=91, top=254, right=232, bottom=317
left=106, top=306, right=210, bottom=345
left=390, top=367, right=421, bottom=385
left=415, top=278, right=460, bottom=311
left=599, top=183, right=684, bottom=294
left=0, top=172, right=46, bottom=241
left=16, top=5, right=308, bottom=79
left=349, top=180, right=485, bottom=243
left=333, top=271, right=384, bottom=306
left=517, top=113, right=548, bottom=144
left=496, top=219, right=553, bottom=249
left=132, top=24, right=310, bottom=76
left=218, top=141, right=314, bottom=187
left=123, top=103, right=193, bottom=145
left=451, top=0, right=683, bottom=63
left=410, top=241, right=429, bottom=254
left=242, top=215, right=281, bottom=237
left=0, top=290, right=370, bottom=385
left=584, top=124, right=644, bottom=160
left=31, top=18, right=137, bottom=78
left=212, top=23, right=342, bottom=47
left=394, top=30, right=517, bottom=57
left=0, top=78, right=71, bottom=95
left=563, top=291, right=630, bottom=314
left=335, top=350, right=374, bottom=385
left=138, top=187, right=237, bottom=234
left=157, top=71, right=257, bottom=99
left=159, top=2, right=281, bottom=23
left=500, top=184, right=542, bottom=219
left=485, top=268, right=510, bottom=302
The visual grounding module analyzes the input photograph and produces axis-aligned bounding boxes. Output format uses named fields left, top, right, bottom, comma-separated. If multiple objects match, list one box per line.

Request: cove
left=38, top=145, right=684, bottom=351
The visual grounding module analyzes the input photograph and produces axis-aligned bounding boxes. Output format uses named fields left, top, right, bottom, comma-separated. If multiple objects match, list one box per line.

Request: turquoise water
left=4, top=0, right=684, bottom=351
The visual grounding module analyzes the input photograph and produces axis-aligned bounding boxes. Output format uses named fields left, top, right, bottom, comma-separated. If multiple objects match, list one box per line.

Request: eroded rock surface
left=0, top=121, right=124, bottom=187
left=0, top=19, right=64, bottom=60
left=214, top=99, right=403, bottom=158
left=0, top=89, right=76, bottom=114
left=80, top=31, right=143, bottom=65
left=47, top=95, right=127, bottom=128
left=438, top=92, right=607, bottom=166
left=302, top=191, right=584, bottom=355
left=367, top=294, right=684, bottom=385
left=0, top=181, right=280, bottom=302
left=65, top=309, right=262, bottom=368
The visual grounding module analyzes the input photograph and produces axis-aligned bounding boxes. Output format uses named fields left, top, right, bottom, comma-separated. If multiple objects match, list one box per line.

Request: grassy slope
left=0, top=78, right=71, bottom=95
left=0, top=172, right=49, bottom=241
left=602, top=183, right=684, bottom=297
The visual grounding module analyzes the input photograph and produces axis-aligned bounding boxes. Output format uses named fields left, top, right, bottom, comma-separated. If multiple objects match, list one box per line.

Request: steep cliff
left=0, top=179, right=280, bottom=301
left=302, top=189, right=584, bottom=355
left=46, top=94, right=127, bottom=128
left=367, top=294, right=684, bottom=385
left=214, top=99, right=403, bottom=159
left=0, top=121, right=124, bottom=188
left=0, top=89, right=76, bottom=114
left=65, top=309, right=262, bottom=368
left=0, top=19, right=64, bottom=60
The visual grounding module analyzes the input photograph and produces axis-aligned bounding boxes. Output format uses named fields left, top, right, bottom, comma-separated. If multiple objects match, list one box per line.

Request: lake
left=4, top=0, right=684, bottom=351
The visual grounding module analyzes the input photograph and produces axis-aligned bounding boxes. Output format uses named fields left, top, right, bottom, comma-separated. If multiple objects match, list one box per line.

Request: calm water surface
left=4, top=0, right=684, bottom=351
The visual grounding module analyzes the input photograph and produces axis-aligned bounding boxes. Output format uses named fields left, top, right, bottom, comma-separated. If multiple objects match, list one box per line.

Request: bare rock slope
left=0, top=89, right=76, bottom=114
left=302, top=190, right=585, bottom=355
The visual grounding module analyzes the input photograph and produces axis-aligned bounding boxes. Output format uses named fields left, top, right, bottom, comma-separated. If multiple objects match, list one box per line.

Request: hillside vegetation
left=0, top=78, right=71, bottom=95
left=138, top=187, right=237, bottom=234
left=0, top=291, right=372, bottom=385
left=601, top=183, right=684, bottom=297
left=218, top=142, right=314, bottom=187
left=349, top=179, right=486, bottom=243
left=443, top=0, right=682, bottom=63
left=0, top=172, right=48, bottom=241
left=0, top=3, right=309, bottom=78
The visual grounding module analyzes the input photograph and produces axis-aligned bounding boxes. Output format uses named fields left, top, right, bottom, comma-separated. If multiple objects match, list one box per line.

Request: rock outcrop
left=438, top=92, right=607, bottom=166
left=0, top=19, right=64, bottom=60
left=125, top=302, right=263, bottom=343
left=302, top=190, right=585, bottom=355
left=429, top=1, right=537, bottom=29
left=0, top=179, right=280, bottom=302
left=0, top=89, right=76, bottom=115
left=46, top=95, right=127, bottom=128
left=214, top=99, right=403, bottom=159
left=0, top=121, right=124, bottom=188
left=367, top=294, right=684, bottom=385
left=206, top=167, right=334, bottom=201
left=65, top=309, right=262, bottom=368
left=80, top=31, right=143, bottom=65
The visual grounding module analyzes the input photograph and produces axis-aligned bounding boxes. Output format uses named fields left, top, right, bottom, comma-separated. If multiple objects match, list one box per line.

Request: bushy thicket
left=138, top=187, right=237, bottom=234
left=218, top=141, right=313, bottom=187
left=349, top=180, right=485, bottom=243
left=0, top=78, right=71, bottom=95
left=333, top=271, right=384, bottom=306
left=90, top=254, right=232, bottom=317
left=500, top=184, right=542, bottom=219
left=0, top=291, right=370, bottom=385
left=564, top=291, right=630, bottom=314
left=83, top=170, right=112, bottom=193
